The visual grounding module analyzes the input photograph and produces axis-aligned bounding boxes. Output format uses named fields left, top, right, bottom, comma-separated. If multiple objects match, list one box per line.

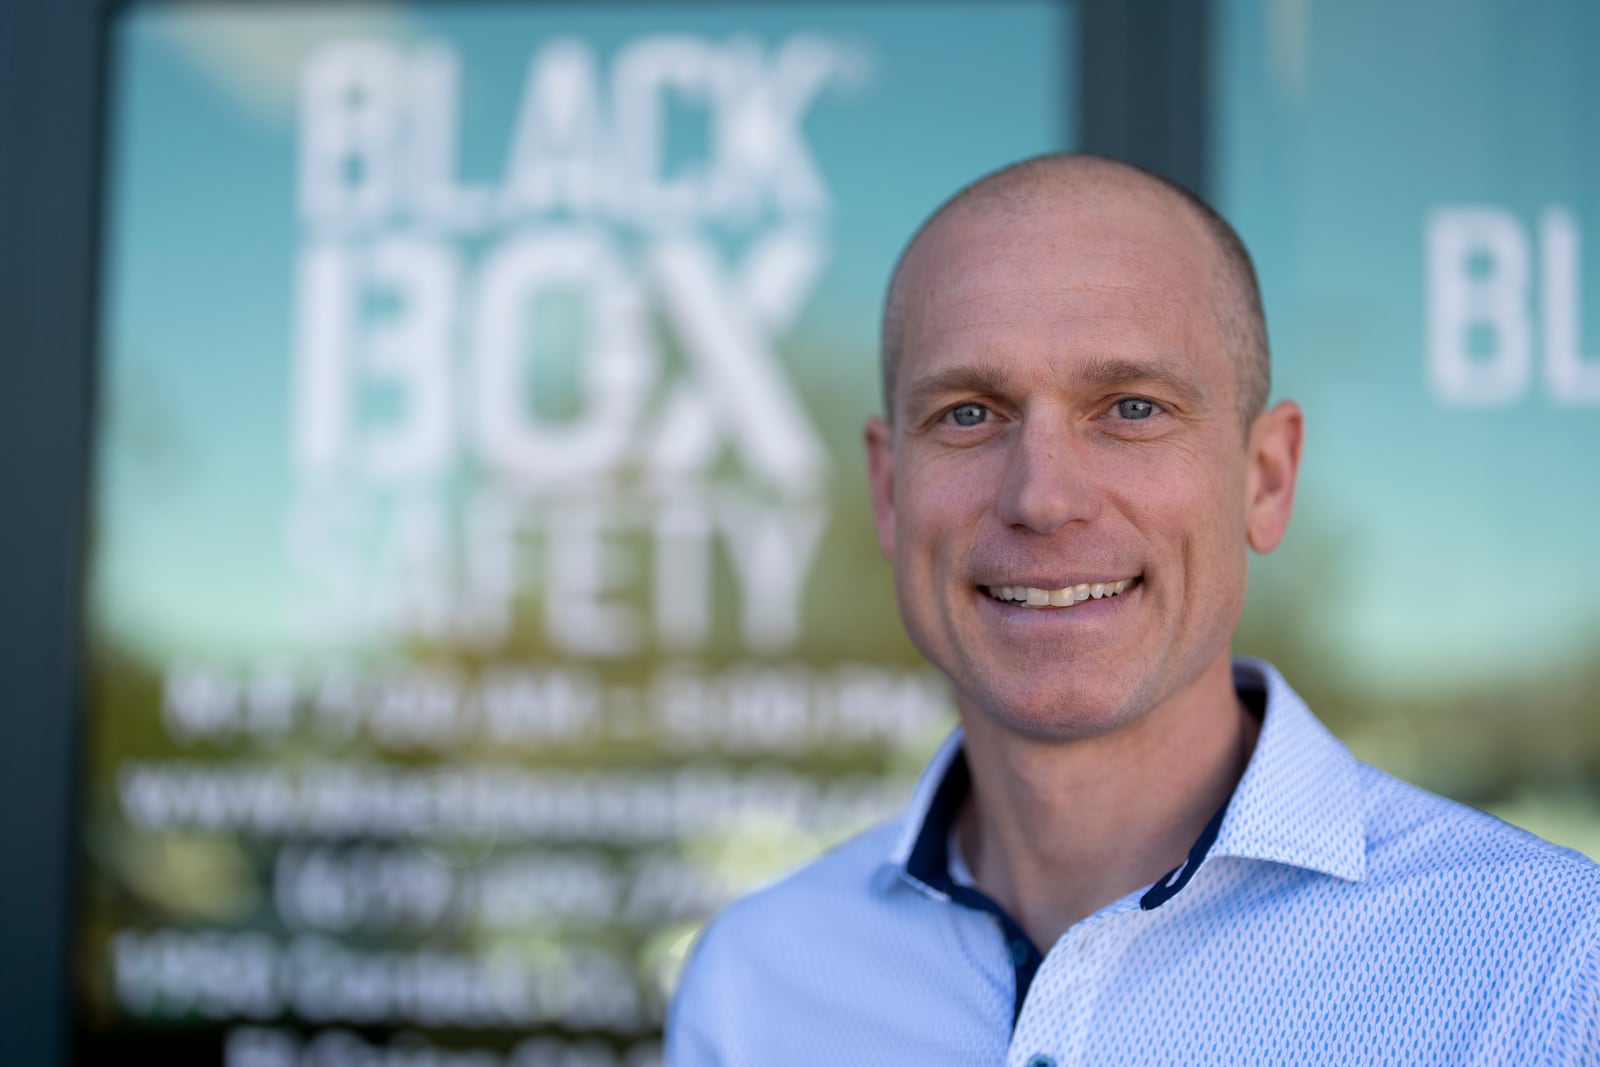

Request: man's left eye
left=1115, top=398, right=1158, bottom=420
left=947, top=403, right=989, bottom=427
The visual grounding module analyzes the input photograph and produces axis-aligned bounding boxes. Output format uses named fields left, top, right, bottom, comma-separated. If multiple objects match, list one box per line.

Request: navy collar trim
left=900, top=743, right=1233, bottom=1027
left=904, top=747, right=973, bottom=895
left=903, top=751, right=1043, bottom=1026
left=1138, top=797, right=1229, bottom=908
left=903, top=747, right=1234, bottom=913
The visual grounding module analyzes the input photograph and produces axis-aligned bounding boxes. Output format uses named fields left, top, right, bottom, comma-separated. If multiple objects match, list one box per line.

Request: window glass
left=84, top=3, right=1076, bottom=1061
left=1218, top=0, right=1600, bottom=854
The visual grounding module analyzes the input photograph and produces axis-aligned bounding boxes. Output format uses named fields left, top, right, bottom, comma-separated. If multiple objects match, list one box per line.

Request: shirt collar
left=887, top=657, right=1368, bottom=896
left=890, top=726, right=966, bottom=888
left=1209, top=658, right=1367, bottom=882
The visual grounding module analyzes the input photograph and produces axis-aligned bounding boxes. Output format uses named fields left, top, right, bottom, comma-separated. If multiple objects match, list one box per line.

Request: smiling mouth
left=983, top=577, right=1140, bottom=608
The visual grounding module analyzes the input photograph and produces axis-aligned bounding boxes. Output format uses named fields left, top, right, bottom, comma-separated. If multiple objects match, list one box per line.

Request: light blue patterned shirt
left=668, top=660, right=1600, bottom=1065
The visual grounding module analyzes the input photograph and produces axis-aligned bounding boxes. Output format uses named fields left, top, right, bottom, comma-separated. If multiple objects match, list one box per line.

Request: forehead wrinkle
left=905, top=275, right=1216, bottom=395
left=928, top=280, right=1193, bottom=304
left=909, top=255, right=1205, bottom=327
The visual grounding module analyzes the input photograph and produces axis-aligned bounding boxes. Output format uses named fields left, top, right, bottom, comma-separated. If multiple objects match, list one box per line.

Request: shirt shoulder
left=1348, top=764, right=1600, bottom=1062
left=1356, top=758, right=1600, bottom=900
left=677, top=813, right=905, bottom=974
left=666, top=817, right=912, bottom=1061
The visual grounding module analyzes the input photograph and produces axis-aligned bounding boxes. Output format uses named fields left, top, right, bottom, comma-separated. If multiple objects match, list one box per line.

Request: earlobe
left=1245, top=400, right=1304, bottom=554
left=863, top=416, right=896, bottom=558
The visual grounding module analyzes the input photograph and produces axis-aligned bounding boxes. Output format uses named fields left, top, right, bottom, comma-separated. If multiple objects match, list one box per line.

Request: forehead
left=894, top=186, right=1231, bottom=404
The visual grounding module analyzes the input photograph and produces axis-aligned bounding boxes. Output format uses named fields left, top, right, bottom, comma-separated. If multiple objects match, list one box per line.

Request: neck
left=956, top=654, right=1257, bottom=952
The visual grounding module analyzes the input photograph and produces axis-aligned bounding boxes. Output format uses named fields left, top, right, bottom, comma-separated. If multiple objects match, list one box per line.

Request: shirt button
left=1026, top=1056, right=1056, bottom=1067
left=1009, top=939, right=1031, bottom=966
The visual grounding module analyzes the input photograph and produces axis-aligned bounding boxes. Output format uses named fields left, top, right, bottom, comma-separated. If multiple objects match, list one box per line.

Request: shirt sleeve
left=664, top=921, right=730, bottom=1067
left=1544, top=928, right=1600, bottom=1067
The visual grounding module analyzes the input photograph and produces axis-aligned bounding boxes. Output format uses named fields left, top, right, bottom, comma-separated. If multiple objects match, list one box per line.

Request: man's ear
left=1245, top=400, right=1303, bottom=553
left=863, top=416, right=896, bottom=559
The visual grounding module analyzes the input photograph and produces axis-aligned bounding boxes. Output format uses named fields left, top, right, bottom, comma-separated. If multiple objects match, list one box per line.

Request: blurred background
left=1, top=1, right=1597, bottom=1064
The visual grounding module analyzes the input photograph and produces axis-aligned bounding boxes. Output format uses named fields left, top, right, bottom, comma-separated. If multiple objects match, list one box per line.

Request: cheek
left=1177, top=470, right=1252, bottom=604
left=1121, top=461, right=1249, bottom=582
left=896, top=452, right=992, bottom=537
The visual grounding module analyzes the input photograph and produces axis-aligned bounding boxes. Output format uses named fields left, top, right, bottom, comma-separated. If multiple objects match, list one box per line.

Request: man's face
left=866, top=185, right=1277, bottom=741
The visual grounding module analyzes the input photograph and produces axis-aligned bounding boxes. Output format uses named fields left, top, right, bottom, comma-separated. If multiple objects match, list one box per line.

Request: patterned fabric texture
left=667, top=660, right=1600, bottom=1066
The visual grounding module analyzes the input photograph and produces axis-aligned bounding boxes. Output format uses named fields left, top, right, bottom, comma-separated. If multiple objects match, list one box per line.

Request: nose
left=996, top=414, right=1099, bottom=534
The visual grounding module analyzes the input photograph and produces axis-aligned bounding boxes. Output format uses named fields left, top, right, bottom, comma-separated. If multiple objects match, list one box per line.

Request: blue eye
left=948, top=403, right=988, bottom=427
left=1116, top=398, right=1157, bottom=420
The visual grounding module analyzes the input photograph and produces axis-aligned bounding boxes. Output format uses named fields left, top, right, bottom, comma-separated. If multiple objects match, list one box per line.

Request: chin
left=958, top=675, right=1144, bottom=743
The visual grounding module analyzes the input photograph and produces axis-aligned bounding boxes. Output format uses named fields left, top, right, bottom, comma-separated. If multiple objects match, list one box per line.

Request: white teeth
left=988, top=578, right=1135, bottom=608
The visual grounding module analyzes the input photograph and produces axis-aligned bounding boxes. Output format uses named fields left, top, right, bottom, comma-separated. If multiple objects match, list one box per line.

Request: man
left=666, top=155, right=1600, bottom=1065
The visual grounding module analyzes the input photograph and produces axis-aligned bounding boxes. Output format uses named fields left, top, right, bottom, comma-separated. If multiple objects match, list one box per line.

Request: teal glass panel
left=83, top=2, right=1075, bottom=1061
left=1218, top=0, right=1600, bottom=855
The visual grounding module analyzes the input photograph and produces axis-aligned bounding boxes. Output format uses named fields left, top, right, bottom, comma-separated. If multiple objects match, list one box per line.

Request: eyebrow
left=1071, top=356, right=1209, bottom=409
left=901, top=362, right=1025, bottom=417
left=901, top=355, right=1209, bottom=417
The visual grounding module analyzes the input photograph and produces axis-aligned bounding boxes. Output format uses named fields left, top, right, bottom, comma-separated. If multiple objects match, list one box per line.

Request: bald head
left=880, top=154, right=1269, bottom=431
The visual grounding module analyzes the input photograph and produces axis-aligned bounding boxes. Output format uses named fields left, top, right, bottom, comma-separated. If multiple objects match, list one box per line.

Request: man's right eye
left=946, top=403, right=989, bottom=427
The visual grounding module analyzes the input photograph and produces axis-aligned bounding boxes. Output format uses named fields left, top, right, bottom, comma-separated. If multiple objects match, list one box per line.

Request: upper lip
left=979, top=575, right=1139, bottom=588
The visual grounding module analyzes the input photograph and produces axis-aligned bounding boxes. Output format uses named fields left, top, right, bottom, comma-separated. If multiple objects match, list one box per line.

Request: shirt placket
left=1006, top=905, right=1138, bottom=1067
